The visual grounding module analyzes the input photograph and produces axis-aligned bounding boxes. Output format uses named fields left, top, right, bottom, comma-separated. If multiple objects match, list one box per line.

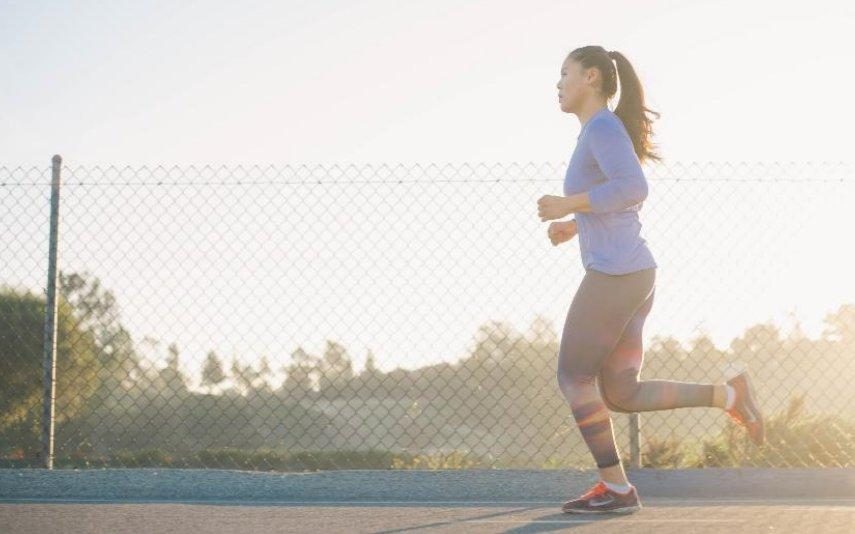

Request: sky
left=3, top=1, right=854, bottom=388
left=4, top=0, right=855, bottom=166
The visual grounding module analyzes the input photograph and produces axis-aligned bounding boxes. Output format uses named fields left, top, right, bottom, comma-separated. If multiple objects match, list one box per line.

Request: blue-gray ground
left=1, top=468, right=853, bottom=533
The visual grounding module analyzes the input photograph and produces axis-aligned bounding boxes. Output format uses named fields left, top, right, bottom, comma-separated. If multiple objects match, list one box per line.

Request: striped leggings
left=556, top=267, right=715, bottom=469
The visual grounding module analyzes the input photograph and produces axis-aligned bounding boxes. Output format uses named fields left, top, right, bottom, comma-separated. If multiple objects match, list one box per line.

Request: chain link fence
left=2, top=158, right=853, bottom=471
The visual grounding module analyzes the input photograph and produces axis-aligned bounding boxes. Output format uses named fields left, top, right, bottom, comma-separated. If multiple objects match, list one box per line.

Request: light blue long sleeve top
left=563, top=107, right=658, bottom=275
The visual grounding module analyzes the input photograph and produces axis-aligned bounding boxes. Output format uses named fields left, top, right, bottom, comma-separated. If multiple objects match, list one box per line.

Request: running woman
left=537, top=45, right=765, bottom=515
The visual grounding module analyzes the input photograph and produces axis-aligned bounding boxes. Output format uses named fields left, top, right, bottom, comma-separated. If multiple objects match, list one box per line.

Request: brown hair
left=567, top=45, right=662, bottom=163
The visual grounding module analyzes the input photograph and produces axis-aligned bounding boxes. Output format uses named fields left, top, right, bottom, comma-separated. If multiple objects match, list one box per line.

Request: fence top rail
left=0, top=160, right=852, bottom=186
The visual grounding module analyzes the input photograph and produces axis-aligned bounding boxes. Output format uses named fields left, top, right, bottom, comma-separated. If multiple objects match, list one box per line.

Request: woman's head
left=557, top=45, right=662, bottom=163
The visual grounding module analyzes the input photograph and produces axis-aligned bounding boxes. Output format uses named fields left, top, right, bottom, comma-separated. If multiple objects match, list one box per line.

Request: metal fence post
left=628, top=413, right=641, bottom=469
left=41, top=154, right=63, bottom=469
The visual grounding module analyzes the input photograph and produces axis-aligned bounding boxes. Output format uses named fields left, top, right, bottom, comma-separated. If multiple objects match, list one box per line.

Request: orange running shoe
left=725, top=371, right=765, bottom=446
left=561, top=480, right=642, bottom=514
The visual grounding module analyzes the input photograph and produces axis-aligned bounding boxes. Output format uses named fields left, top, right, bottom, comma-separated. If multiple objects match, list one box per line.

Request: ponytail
left=569, top=46, right=662, bottom=163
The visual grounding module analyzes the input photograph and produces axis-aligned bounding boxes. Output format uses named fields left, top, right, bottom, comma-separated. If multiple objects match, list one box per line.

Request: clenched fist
left=547, top=220, right=578, bottom=246
left=537, top=194, right=572, bottom=221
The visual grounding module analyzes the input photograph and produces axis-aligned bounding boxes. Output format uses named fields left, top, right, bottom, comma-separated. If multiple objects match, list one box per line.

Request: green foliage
left=0, top=447, right=489, bottom=471
left=0, top=286, right=100, bottom=442
left=3, top=271, right=855, bottom=471
left=639, top=394, right=855, bottom=468
left=640, top=435, right=685, bottom=468
left=391, top=450, right=483, bottom=469
left=696, top=394, right=855, bottom=468
left=201, top=351, right=227, bottom=392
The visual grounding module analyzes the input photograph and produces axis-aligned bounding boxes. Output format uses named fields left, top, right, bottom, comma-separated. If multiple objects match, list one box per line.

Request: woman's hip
left=568, top=267, right=655, bottom=326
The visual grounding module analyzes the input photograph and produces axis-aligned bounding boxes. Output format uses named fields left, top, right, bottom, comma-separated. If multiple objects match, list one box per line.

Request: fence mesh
left=1, top=160, right=853, bottom=470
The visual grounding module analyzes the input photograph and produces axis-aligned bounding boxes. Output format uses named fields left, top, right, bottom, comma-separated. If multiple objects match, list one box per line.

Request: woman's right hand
left=547, top=220, right=578, bottom=246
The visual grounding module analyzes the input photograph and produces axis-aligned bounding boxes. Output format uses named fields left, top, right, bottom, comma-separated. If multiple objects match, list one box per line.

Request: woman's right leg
left=557, top=267, right=657, bottom=471
left=597, top=287, right=725, bottom=413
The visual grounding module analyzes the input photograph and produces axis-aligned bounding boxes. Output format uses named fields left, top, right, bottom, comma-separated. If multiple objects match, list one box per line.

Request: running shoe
left=561, top=480, right=642, bottom=514
left=725, top=371, right=765, bottom=446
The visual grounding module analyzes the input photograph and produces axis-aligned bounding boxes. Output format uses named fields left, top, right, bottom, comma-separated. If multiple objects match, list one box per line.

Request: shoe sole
left=562, top=504, right=642, bottom=514
left=730, top=372, right=765, bottom=446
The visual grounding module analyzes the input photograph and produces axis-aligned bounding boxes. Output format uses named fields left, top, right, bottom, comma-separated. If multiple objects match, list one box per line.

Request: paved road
left=2, top=468, right=853, bottom=533
left=3, top=499, right=854, bottom=533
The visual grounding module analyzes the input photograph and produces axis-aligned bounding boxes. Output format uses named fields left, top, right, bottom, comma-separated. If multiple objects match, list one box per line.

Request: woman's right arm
left=585, top=119, right=649, bottom=213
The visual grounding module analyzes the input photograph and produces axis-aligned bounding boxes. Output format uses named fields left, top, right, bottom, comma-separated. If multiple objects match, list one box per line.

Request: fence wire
left=1, top=160, right=853, bottom=471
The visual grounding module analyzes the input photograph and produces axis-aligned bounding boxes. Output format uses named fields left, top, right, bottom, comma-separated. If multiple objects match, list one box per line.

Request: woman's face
left=556, top=57, right=592, bottom=113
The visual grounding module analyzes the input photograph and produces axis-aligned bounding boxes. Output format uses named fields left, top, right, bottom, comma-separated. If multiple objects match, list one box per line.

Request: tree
left=201, top=351, right=226, bottom=394
left=357, top=349, right=384, bottom=398
left=229, top=357, right=261, bottom=395
left=364, top=350, right=379, bottom=374
left=158, top=342, right=189, bottom=394
left=0, top=285, right=99, bottom=448
left=319, top=340, right=354, bottom=399
left=58, top=271, right=142, bottom=395
left=254, top=355, right=274, bottom=393
left=278, top=347, right=318, bottom=400
left=526, top=314, right=558, bottom=346
left=822, top=303, right=855, bottom=344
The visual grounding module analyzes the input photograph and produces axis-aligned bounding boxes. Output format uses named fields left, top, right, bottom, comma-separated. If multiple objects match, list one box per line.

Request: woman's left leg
left=557, top=268, right=658, bottom=514
left=597, top=286, right=724, bottom=414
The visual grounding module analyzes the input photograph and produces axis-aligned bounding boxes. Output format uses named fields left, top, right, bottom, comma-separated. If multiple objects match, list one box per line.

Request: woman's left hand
left=537, top=195, right=573, bottom=221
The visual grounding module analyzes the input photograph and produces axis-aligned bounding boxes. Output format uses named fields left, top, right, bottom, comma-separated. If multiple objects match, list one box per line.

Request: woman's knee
left=599, top=368, right=641, bottom=412
left=556, top=365, right=596, bottom=401
left=599, top=383, right=631, bottom=413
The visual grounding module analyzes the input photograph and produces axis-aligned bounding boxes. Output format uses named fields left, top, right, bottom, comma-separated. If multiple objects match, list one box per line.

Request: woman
left=537, top=45, right=765, bottom=515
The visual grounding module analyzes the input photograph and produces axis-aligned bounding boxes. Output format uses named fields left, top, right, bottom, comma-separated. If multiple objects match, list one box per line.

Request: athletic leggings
left=556, top=267, right=715, bottom=469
